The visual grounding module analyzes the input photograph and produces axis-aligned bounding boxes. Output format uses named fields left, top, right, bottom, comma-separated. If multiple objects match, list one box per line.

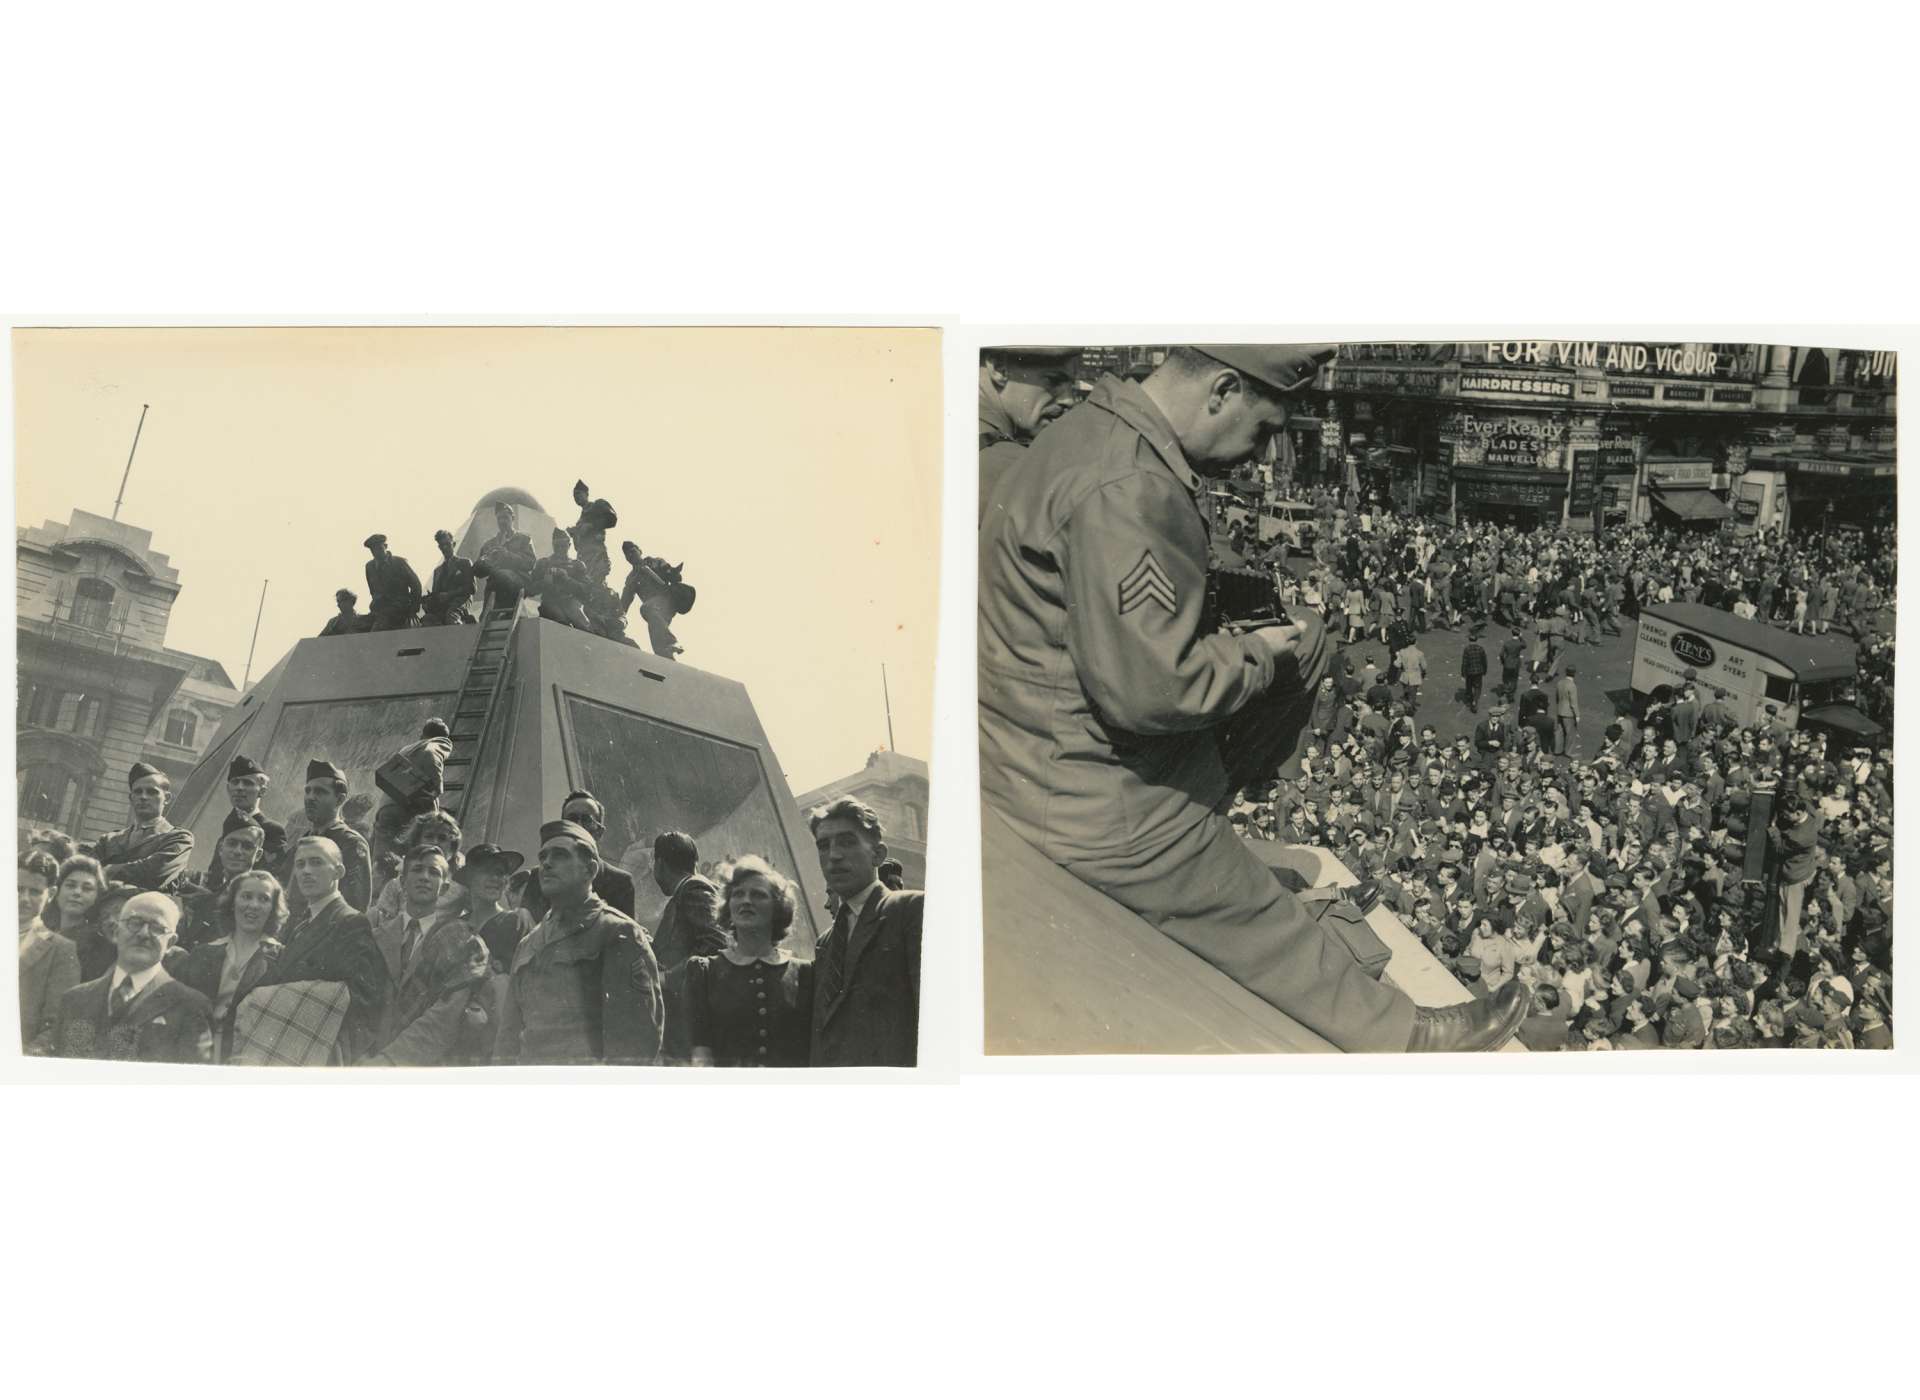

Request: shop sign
left=1480, top=342, right=1745, bottom=376
left=1853, top=392, right=1884, bottom=408
left=1338, top=367, right=1444, bottom=396
left=1460, top=370, right=1573, bottom=400
left=1736, top=497, right=1760, bottom=517
left=1646, top=462, right=1714, bottom=486
left=1792, top=459, right=1895, bottom=477
left=1670, top=631, right=1717, bottom=669
left=1662, top=384, right=1707, bottom=401
left=1609, top=381, right=1656, bottom=399
left=1456, top=478, right=1564, bottom=508
left=1712, top=387, right=1753, bottom=404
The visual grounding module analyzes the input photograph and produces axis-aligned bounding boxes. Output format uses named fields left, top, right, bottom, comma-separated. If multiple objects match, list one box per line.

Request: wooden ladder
left=442, top=603, right=521, bottom=830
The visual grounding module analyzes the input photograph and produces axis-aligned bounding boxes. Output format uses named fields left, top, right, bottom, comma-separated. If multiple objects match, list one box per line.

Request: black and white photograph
left=13, top=324, right=940, bottom=1071
left=980, top=339, right=1896, bottom=1054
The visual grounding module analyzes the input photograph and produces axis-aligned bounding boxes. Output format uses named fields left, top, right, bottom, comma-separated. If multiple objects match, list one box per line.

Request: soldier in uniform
left=533, top=528, right=595, bottom=631
left=474, top=501, right=538, bottom=612
left=363, top=534, right=423, bottom=631
left=979, top=344, right=1529, bottom=1052
left=618, top=540, right=691, bottom=658
left=282, top=759, right=373, bottom=914
left=568, top=479, right=619, bottom=585
left=85, top=763, right=195, bottom=894
left=318, top=588, right=370, bottom=637
left=496, top=819, right=664, bottom=1065
left=220, top=754, right=287, bottom=875
left=979, top=346, right=1078, bottom=523
left=422, top=529, right=477, bottom=626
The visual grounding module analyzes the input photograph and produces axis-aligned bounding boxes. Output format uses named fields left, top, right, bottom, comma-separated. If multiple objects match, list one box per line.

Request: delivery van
left=1630, top=602, right=1882, bottom=738
left=1255, top=499, right=1318, bottom=553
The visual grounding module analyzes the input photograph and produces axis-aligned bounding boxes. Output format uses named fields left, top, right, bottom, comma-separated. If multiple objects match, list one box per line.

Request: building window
left=164, top=708, right=198, bottom=747
left=72, top=577, right=116, bottom=631
left=23, top=682, right=64, bottom=728
left=19, top=764, right=81, bottom=828
left=74, top=693, right=107, bottom=737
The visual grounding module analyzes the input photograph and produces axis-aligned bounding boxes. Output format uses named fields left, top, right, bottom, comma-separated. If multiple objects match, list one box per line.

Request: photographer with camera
left=979, top=345, right=1530, bottom=1053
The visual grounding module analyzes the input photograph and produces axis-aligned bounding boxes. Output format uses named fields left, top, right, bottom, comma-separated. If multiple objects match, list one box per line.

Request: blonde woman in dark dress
left=687, top=857, right=812, bottom=1068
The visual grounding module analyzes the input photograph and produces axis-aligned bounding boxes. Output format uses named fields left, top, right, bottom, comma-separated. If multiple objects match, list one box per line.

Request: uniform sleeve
left=679, top=880, right=726, bottom=961
left=339, top=830, right=373, bottom=914
left=104, top=828, right=194, bottom=891
left=601, top=926, right=665, bottom=1065
left=1060, top=472, right=1275, bottom=735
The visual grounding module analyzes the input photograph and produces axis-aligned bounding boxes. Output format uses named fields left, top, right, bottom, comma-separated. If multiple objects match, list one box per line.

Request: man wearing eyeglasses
left=979, top=347, right=1079, bottom=523
left=53, top=891, right=212, bottom=1062
left=980, top=345, right=1530, bottom=1053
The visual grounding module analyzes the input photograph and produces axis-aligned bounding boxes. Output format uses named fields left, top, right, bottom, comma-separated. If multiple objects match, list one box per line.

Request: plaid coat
left=265, top=896, right=391, bottom=1064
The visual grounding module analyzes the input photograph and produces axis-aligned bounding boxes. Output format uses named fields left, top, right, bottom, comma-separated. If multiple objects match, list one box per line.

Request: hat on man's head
left=305, top=759, right=348, bottom=789
left=363, top=534, right=387, bottom=550
left=1675, top=976, right=1702, bottom=999
left=539, top=819, right=599, bottom=856
left=128, top=761, right=166, bottom=788
left=227, top=755, right=266, bottom=781
left=1193, top=344, right=1337, bottom=396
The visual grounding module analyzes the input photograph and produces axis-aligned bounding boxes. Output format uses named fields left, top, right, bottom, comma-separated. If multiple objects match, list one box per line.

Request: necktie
left=402, top=917, right=423, bottom=970
left=110, top=977, right=136, bottom=1021
left=818, top=902, right=853, bottom=1006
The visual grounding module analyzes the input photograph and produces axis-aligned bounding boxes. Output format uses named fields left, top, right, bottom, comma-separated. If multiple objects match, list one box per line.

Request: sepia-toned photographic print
left=14, top=324, right=940, bottom=1072
left=979, top=338, right=1895, bottom=1056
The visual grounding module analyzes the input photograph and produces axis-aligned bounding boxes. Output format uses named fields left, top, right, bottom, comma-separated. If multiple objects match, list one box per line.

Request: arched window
left=72, top=577, right=116, bottom=631
left=163, top=708, right=198, bottom=747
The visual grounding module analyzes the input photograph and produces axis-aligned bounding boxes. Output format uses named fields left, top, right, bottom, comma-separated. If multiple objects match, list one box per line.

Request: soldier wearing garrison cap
left=496, top=818, right=664, bottom=1065
left=83, top=762, right=195, bottom=893
left=278, top=758, right=373, bottom=914
left=219, top=754, right=287, bottom=873
left=363, top=534, right=423, bottom=631
left=980, top=343, right=1529, bottom=1052
left=979, top=346, right=1079, bottom=522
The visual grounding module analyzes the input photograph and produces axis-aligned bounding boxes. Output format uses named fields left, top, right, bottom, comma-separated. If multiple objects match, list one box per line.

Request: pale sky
left=12, top=326, right=942, bottom=794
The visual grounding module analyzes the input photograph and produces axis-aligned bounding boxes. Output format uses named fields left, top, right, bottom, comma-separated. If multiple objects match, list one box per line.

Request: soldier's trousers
left=1065, top=612, right=1418, bottom=1053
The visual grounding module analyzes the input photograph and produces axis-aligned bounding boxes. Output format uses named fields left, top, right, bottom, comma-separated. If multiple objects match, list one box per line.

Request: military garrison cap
left=306, top=759, right=348, bottom=789
left=363, top=534, right=387, bottom=550
left=227, top=755, right=266, bottom=781
left=1196, top=344, right=1337, bottom=395
left=539, top=819, right=599, bottom=856
left=128, top=761, right=167, bottom=788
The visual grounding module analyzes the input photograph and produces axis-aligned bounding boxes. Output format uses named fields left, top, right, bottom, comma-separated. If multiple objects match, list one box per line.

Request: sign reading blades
left=1670, top=631, right=1716, bottom=668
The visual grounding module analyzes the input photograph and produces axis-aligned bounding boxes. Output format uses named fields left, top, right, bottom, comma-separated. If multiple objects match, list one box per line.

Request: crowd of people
left=1222, top=499, right=1895, bottom=1050
left=18, top=754, right=923, bottom=1068
left=316, top=480, right=696, bottom=658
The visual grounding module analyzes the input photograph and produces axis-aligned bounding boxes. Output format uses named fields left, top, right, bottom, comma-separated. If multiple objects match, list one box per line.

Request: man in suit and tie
left=1670, top=683, right=1701, bottom=756
left=649, top=830, right=727, bottom=1065
left=85, top=762, right=195, bottom=893
left=808, top=797, right=922, bottom=1068
left=1553, top=666, right=1581, bottom=757
left=19, top=850, right=81, bottom=1054
left=53, top=890, right=213, bottom=1062
left=219, top=754, right=287, bottom=878
left=282, top=760, right=374, bottom=914
left=267, top=835, right=393, bottom=1064
left=1474, top=701, right=1513, bottom=769
left=363, top=844, right=492, bottom=1066
left=363, top=533, right=422, bottom=631
left=521, top=789, right=638, bottom=921
left=1561, top=846, right=1604, bottom=941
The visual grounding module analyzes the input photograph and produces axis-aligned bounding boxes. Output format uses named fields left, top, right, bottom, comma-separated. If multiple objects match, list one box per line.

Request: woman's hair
left=217, top=869, right=290, bottom=940
left=719, top=855, right=797, bottom=942
left=55, top=854, right=105, bottom=898
left=402, top=811, right=464, bottom=871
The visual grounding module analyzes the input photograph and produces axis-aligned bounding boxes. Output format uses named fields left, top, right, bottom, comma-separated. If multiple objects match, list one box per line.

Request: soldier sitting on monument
left=533, top=528, right=595, bottom=632
left=318, top=588, right=372, bottom=637
left=422, top=529, right=477, bottom=626
left=473, top=500, right=538, bottom=612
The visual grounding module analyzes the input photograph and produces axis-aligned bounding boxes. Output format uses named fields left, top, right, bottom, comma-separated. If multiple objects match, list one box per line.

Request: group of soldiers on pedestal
left=317, top=480, right=694, bottom=658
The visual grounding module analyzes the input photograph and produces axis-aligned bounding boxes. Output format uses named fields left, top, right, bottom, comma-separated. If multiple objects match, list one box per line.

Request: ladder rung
left=445, top=755, right=473, bottom=766
left=451, top=730, right=483, bottom=741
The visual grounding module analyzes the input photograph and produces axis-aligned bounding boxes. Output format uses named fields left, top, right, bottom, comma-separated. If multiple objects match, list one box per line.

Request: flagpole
left=242, top=580, right=268, bottom=691
left=111, top=404, right=149, bottom=522
left=882, top=663, right=895, bottom=752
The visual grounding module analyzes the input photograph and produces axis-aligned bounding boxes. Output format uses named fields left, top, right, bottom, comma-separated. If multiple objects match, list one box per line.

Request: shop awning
left=1650, top=486, right=1731, bottom=521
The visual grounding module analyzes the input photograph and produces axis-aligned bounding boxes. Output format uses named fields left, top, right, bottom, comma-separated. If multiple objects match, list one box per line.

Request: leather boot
left=1405, top=979, right=1529, bottom=1052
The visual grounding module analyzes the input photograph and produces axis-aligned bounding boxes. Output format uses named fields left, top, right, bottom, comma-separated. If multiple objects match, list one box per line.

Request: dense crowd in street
left=1223, top=497, right=1895, bottom=1050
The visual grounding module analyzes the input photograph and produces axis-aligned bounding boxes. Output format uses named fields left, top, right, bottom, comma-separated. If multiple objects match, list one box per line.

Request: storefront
left=1775, top=454, right=1898, bottom=532
left=1452, top=471, right=1567, bottom=528
left=1642, top=459, right=1730, bottom=528
left=1440, top=402, right=1570, bottom=526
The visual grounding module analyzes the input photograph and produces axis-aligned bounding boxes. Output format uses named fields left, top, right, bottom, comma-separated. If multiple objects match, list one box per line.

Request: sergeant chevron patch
left=1118, top=550, right=1177, bottom=615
